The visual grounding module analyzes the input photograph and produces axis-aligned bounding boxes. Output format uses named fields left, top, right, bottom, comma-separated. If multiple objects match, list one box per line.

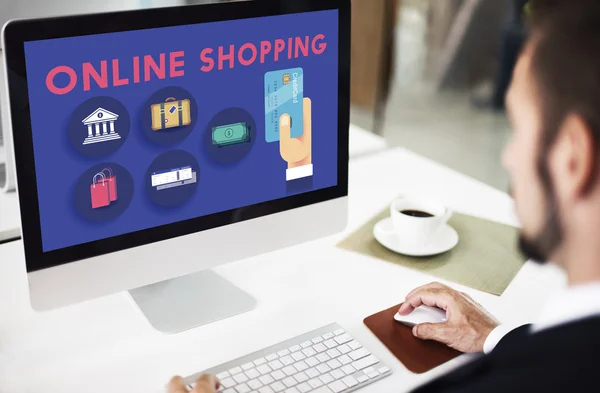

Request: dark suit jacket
left=411, top=317, right=600, bottom=392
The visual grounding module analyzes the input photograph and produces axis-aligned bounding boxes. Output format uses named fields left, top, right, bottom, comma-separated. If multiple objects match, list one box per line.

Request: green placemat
left=338, top=206, right=526, bottom=296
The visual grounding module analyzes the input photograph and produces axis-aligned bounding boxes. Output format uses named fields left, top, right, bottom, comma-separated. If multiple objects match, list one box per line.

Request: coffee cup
left=381, top=196, right=452, bottom=248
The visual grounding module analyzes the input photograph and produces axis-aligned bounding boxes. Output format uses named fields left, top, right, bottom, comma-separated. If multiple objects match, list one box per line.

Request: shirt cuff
left=483, top=324, right=519, bottom=354
left=286, top=164, right=313, bottom=181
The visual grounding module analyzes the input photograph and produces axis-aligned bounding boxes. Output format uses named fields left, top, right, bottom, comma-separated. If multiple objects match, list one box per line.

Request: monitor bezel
left=2, top=0, right=350, bottom=273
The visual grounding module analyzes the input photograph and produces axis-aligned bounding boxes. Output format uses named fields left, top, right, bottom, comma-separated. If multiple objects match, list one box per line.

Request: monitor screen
left=22, top=10, right=339, bottom=253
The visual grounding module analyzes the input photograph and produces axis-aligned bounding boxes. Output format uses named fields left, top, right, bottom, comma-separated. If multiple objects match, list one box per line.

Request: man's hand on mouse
left=398, top=282, right=500, bottom=353
left=168, top=375, right=219, bottom=393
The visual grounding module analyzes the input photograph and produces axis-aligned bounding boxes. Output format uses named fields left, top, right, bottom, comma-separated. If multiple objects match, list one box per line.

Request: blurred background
left=0, top=0, right=523, bottom=192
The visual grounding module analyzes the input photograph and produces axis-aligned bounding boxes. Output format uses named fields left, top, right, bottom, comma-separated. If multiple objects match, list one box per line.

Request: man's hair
left=527, top=0, right=600, bottom=188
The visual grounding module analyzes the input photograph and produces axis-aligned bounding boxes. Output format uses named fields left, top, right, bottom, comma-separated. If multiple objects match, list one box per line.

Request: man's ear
left=549, top=114, right=596, bottom=200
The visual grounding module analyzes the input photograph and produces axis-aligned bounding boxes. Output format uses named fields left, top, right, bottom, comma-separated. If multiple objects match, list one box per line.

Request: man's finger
left=413, top=322, right=451, bottom=344
left=193, top=374, right=219, bottom=393
left=401, top=288, right=454, bottom=315
left=167, top=376, right=188, bottom=393
left=405, top=282, right=448, bottom=301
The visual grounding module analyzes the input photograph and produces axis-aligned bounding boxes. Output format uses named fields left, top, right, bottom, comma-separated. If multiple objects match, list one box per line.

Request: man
left=170, top=0, right=600, bottom=391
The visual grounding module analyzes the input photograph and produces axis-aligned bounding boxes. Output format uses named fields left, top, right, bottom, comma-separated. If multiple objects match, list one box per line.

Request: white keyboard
left=184, top=323, right=392, bottom=393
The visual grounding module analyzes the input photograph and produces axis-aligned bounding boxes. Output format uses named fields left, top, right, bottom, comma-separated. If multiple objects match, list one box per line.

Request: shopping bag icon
left=101, top=167, right=118, bottom=202
left=90, top=173, right=110, bottom=209
left=150, top=97, right=191, bottom=131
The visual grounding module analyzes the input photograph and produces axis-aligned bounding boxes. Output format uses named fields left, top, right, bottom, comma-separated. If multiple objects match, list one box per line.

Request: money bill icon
left=212, top=122, right=251, bottom=147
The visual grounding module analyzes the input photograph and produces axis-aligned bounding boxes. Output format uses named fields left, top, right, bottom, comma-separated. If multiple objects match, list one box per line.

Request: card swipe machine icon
left=151, top=97, right=191, bottom=131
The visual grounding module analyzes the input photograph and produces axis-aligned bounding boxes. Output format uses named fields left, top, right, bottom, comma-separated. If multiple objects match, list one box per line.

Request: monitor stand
left=128, top=270, right=257, bottom=333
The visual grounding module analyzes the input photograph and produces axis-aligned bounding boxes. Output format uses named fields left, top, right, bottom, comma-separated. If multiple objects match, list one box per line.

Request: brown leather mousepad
left=364, top=303, right=461, bottom=374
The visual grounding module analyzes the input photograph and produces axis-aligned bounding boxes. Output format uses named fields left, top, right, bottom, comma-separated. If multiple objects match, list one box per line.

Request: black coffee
left=400, top=210, right=434, bottom=218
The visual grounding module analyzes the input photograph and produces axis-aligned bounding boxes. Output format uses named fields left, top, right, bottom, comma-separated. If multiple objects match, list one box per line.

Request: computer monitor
left=2, top=0, right=350, bottom=332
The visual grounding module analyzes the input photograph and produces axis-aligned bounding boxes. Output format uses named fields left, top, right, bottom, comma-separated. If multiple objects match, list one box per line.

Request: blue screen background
left=24, top=10, right=339, bottom=252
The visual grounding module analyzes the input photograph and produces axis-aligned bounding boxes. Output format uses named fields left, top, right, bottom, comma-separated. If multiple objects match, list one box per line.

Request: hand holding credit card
left=280, top=97, right=312, bottom=169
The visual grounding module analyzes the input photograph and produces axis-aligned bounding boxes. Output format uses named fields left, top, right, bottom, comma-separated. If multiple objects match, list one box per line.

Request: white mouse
left=394, top=305, right=447, bottom=327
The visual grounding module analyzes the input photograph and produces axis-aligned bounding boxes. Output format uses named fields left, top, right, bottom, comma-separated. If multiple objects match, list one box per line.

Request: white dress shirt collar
left=484, top=281, right=600, bottom=354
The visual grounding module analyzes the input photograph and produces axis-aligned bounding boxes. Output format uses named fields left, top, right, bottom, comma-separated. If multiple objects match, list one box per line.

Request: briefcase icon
left=151, top=97, right=191, bottom=131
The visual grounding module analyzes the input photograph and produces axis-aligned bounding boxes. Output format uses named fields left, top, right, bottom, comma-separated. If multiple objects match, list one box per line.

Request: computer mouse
left=394, top=305, right=447, bottom=327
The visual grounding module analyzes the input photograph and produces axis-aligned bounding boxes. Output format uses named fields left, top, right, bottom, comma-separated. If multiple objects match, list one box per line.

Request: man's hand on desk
left=399, top=282, right=500, bottom=353
left=168, top=375, right=219, bottom=393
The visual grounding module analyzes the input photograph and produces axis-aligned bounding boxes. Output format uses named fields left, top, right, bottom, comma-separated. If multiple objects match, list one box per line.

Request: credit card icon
left=264, top=67, right=304, bottom=143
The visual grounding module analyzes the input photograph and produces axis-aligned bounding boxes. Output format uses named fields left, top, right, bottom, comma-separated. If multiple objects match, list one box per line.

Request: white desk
left=0, top=147, right=565, bottom=393
left=348, top=124, right=388, bottom=159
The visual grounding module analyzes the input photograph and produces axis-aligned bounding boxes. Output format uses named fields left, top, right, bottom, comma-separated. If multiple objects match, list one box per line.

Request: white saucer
left=373, top=217, right=459, bottom=257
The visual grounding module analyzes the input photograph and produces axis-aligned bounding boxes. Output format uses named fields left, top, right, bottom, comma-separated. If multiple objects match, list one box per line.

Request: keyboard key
left=280, top=356, right=294, bottom=366
left=306, top=368, right=320, bottom=379
left=313, top=343, right=328, bottom=353
left=349, top=348, right=370, bottom=361
left=259, top=387, right=274, bottom=393
left=259, top=375, right=275, bottom=385
left=316, top=353, right=331, bottom=363
left=312, top=337, right=324, bottom=344
left=221, top=378, right=236, bottom=388
left=229, top=367, right=243, bottom=375
left=338, top=355, right=352, bottom=365
left=223, top=389, right=235, bottom=393
left=352, top=355, right=379, bottom=371
left=289, top=345, right=302, bottom=353
left=356, top=374, right=369, bottom=383
left=302, top=348, right=317, bottom=357
left=269, top=360, right=284, bottom=370
left=341, top=376, right=358, bottom=388
left=278, top=349, right=291, bottom=357
left=235, top=383, right=251, bottom=393
left=378, top=366, right=391, bottom=374
left=217, top=371, right=231, bottom=380
left=316, top=364, right=332, bottom=374
left=333, top=329, right=345, bottom=336
left=348, top=341, right=361, bottom=351
left=324, top=339, right=337, bottom=349
left=306, top=357, right=320, bottom=367
left=285, top=388, right=300, bottom=393
left=363, top=367, right=375, bottom=375
left=309, top=378, right=324, bottom=389
left=257, top=365, right=273, bottom=375
left=283, top=366, right=297, bottom=376
left=301, top=341, right=312, bottom=348
left=327, top=359, right=342, bottom=370
left=367, top=371, right=379, bottom=379
left=296, top=383, right=311, bottom=393
left=334, top=334, right=352, bottom=345
left=254, top=358, right=267, bottom=366
left=294, top=361, right=309, bottom=372
left=294, top=372, right=309, bottom=383
left=319, top=373, right=334, bottom=384
left=341, top=365, right=355, bottom=375
left=322, top=332, right=335, bottom=340
left=271, top=381, right=286, bottom=392
left=271, top=370, right=286, bottom=380
left=312, top=387, right=334, bottom=393
left=282, top=377, right=297, bottom=388
left=291, top=352, right=306, bottom=362
left=234, top=373, right=249, bottom=384
left=246, top=369, right=261, bottom=380
left=338, top=345, right=351, bottom=355
left=326, top=349, right=341, bottom=358
left=266, top=354, right=279, bottom=362
left=242, top=362, right=255, bottom=371
left=248, top=379, right=263, bottom=390
left=328, top=380, right=347, bottom=393
left=330, top=369, right=345, bottom=380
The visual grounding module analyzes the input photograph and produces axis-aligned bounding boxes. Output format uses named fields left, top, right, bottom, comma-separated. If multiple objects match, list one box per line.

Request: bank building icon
left=82, top=107, right=121, bottom=145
